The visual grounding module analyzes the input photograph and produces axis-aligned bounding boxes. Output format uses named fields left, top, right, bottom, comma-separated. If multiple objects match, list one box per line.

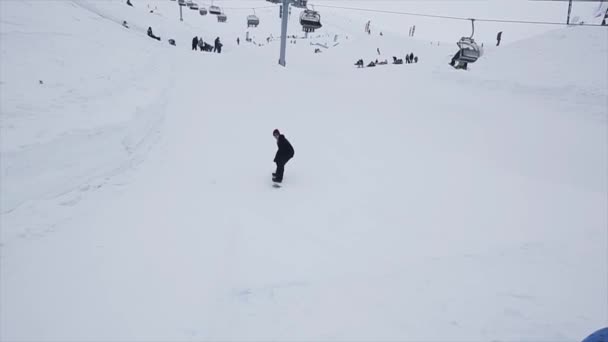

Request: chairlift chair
left=178, top=0, right=186, bottom=6
left=186, top=0, right=194, bottom=6
left=300, top=9, right=322, bottom=32
left=455, top=19, right=481, bottom=64
left=456, top=37, right=480, bottom=63
left=209, top=5, right=221, bottom=15
left=247, top=14, right=260, bottom=27
left=217, top=13, right=227, bottom=22
left=189, top=3, right=199, bottom=10
left=292, top=0, right=307, bottom=8
left=199, top=7, right=207, bottom=15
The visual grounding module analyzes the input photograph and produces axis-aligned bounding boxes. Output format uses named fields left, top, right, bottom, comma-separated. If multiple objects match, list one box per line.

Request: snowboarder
left=272, top=129, right=294, bottom=183
left=237, top=37, right=240, bottom=45
left=377, top=47, right=381, bottom=55
left=192, top=36, right=198, bottom=51
left=496, top=31, right=503, bottom=46
left=126, top=0, right=133, bottom=6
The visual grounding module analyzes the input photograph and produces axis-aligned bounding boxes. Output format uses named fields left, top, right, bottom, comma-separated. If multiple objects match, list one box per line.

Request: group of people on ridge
left=192, top=36, right=222, bottom=53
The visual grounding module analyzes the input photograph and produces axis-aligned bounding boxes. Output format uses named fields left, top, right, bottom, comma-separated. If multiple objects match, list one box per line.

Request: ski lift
left=247, top=10, right=260, bottom=27
left=292, top=0, right=307, bottom=8
left=266, top=0, right=281, bottom=3
left=455, top=19, right=481, bottom=63
left=178, top=0, right=186, bottom=6
left=186, top=0, right=194, bottom=6
left=189, top=2, right=199, bottom=10
left=217, top=13, right=227, bottom=22
left=300, top=9, right=322, bottom=32
left=199, top=7, right=207, bottom=15
left=209, top=5, right=221, bottom=15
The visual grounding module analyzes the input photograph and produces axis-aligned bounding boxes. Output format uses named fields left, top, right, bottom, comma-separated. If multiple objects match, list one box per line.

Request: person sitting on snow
left=147, top=27, right=160, bottom=41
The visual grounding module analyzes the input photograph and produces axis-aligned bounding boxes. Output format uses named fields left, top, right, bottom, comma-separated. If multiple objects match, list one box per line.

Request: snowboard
left=272, top=174, right=281, bottom=188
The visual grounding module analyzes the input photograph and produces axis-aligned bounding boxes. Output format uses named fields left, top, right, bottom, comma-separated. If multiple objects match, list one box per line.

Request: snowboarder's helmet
left=273, top=129, right=280, bottom=137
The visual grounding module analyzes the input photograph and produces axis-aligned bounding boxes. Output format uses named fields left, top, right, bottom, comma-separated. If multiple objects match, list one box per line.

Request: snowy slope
left=1, top=0, right=607, bottom=340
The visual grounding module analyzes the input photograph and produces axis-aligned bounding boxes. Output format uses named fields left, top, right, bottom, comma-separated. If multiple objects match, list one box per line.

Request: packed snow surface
left=1, top=0, right=607, bottom=340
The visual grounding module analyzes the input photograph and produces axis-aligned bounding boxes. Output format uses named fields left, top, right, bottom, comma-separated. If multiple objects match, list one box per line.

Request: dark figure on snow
left=237, top=37, right=240, bottom=45
left=409, top=53, right=414, bottom=63
left=122, top=20, right=129, bottom=28
left=272, top=129, right=294, bottom=183
left=168, top=39, right=176, bottom=46
left=192, top=36, right=199, bottom=51
left=202, top=42, right=213, bottom=52
left=147, top=27, right=160, bottom=41
left=377, top=48, right=381, bottom=55
left=198, top=38, right=205, bottom=51
left=355, top=59, right=364, bottom=68
left=367, top=61, right=376, bottom=67
left=414, top=56, right=418, bottom=63
left=496, top=31, right=503, bottom=46
left=405, top=54, right=410, bottom=64
left=126, top=0, right=133, bottom=6
left=214, top=37, right=222, bottom=53
left=392, top=56, right=403, bottom=64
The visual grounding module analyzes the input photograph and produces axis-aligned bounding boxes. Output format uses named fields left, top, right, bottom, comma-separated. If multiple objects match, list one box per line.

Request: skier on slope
left=272, top=129, right=294, bottom=183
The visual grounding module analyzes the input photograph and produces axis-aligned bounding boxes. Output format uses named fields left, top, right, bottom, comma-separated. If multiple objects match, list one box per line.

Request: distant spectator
left=214, top=37, right=223, bottom=53
left=414, top=56, right=418, bottom=63
left=496, top=31, right=503, bottom=46
left=367, top=61, right=376, bottom=67
left=122, top=20, right=129, bottom=28
left=169, top=39, right=176, bottom=46
left=192, top=36, right=199, bottom=51
left=237, top=37, right=240, bottom=45
left=355, top=59, right=364, bottom=68
left=126, top=0, right=133, bottom=6
left=147, top=27, right=160, bottom=41
left=405, top=54, right=410, bottom=64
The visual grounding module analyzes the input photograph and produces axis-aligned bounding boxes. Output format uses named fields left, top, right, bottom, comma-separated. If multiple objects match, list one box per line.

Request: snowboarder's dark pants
left=274, top=157, right=292, bottom=182
left=192, top=44, right=198, bottom=50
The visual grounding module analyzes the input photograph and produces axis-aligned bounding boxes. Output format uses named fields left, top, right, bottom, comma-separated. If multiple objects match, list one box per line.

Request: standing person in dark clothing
left=496, top=31, right=503, bottom=46
left=237, top=37, right=240, bottom=45
left=214, top=37, right=220, bottom=52
left=409, top=52, right=414, bottom=63
left=192, top=36, right=198, bottom=50
left=272, top=129, right=294, bottom=183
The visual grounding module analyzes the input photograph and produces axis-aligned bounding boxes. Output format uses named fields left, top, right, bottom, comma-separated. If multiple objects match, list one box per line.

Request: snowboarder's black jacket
left=274, top=134, right=294, bottom=163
